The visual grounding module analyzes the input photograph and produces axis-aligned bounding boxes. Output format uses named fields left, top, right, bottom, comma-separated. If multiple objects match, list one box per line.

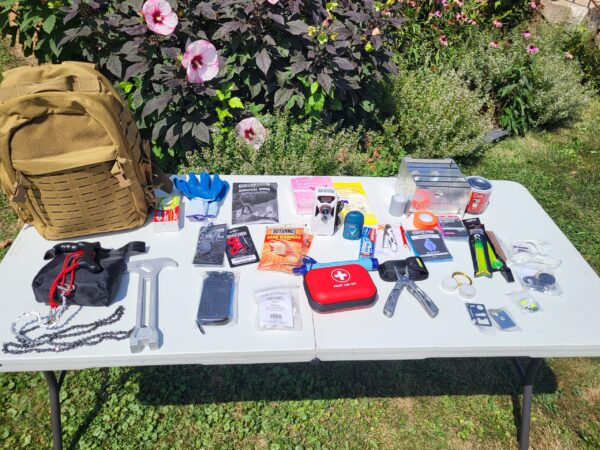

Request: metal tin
left=466, top=176, right=492, bottom=215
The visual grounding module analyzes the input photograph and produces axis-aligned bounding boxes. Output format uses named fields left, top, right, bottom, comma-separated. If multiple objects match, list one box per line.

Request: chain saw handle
left=43, top=241, right=103, bottom=273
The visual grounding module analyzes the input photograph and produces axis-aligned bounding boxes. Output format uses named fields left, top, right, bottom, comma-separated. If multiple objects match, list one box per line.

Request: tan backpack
left=0, top=61, right=171, bottom=240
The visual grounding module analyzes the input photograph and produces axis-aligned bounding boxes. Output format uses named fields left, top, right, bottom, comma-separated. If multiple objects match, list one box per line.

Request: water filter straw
left=311, top=258, right=378, bottom=271
left=293, top=257, right=379, bottom=275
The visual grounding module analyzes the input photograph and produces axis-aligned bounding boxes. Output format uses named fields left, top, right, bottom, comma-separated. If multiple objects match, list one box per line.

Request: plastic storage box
left=395, top=157, right=471, bottom=216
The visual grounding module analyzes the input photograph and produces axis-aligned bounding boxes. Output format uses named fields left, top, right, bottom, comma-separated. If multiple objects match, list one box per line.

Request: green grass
left=0, top=49, right=599, bottom=448
left=0, top=43, right=18, bottom=261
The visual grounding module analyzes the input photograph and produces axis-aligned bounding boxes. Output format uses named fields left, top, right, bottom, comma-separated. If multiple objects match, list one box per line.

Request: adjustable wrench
left=128, top=258, right=178, bottom=353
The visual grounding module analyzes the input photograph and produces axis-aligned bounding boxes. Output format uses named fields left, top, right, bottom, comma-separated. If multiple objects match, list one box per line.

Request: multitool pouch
left=32, top=241, right=146, bottom=307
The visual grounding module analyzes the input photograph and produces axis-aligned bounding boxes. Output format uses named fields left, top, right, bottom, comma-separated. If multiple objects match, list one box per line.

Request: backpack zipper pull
left=9, top=172, right=29, bottom=203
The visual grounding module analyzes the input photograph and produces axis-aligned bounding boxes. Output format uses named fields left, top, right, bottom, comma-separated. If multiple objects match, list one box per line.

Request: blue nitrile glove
left=173, top=172, right=200, bottom=199
left=174, top=172, right=224, bottom=201
left=198, top=173, right=225, bottom=200
left=206, top=180, right=230, bottom=219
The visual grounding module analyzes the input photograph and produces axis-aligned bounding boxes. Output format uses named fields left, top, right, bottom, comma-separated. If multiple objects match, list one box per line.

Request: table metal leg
left=512, top=358, right=542, bottom=450
left=43, top=371, right=66, bottom=450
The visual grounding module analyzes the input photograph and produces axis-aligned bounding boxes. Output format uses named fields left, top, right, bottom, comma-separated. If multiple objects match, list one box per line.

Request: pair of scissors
left=382, top=224, right=398, bottom=252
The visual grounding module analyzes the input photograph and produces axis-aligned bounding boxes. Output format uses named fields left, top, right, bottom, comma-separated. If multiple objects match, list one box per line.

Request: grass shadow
left=66, top=368, right=135, bottom=450
left=135, top=357, right=557, bottom=405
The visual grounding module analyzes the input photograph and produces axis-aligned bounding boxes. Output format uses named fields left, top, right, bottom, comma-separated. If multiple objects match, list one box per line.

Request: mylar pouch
left=196, top=271, right=238, bottom=333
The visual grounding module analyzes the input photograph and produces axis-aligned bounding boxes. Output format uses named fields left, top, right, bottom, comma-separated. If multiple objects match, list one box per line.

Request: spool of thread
left=413, top=211, right=438, bottom=229
left=389, top=194, right=408, bottom=217
left=343, top=211, right=364, bottom=240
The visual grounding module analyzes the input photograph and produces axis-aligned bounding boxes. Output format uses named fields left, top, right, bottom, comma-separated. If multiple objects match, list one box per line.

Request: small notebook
left=437, top=215, right=468, bottom=239
left=406, top=229, right=453, bottom=262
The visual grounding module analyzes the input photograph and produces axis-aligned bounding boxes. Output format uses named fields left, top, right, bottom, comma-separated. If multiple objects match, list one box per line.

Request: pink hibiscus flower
left=182, top=40, right=219, bottom=84
left=142, top=0, right=178, bottom=36
left=235, top=118, right=267, bottom=149
left=526, top=45, right=539, bottom=55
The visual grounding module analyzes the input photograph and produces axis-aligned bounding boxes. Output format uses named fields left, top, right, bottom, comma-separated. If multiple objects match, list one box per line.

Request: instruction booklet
left=406, top=229, right=453, bottom=262
left=232, top=183, right=279, bottom=225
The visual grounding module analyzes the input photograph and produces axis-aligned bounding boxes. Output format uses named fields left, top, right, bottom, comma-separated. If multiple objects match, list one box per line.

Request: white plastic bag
left=253, top=285, right=302, bottom=331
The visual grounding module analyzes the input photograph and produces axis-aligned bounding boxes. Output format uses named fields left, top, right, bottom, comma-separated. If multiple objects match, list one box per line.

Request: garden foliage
left=443, top=25, right=592, bottom=134
left=185, top=109, right=403, bottom=177
left=0, top=0, right=596, bottom=170
left=389, top=67, right=492, bottom=158
left=57, top=0, right=403, bottom=150
left=392, top=0, right=535, bottom=68
left=0, top=0, right=68, bottom=62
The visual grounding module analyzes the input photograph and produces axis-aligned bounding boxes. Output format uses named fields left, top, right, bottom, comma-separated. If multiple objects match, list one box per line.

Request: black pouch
left=378, top=257, right=429, bottom=282
left=32, top=241, right=146, bottom=307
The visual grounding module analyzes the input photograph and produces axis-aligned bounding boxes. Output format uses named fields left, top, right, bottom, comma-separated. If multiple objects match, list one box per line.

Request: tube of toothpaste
left=359, top=226, right=376, bottom=258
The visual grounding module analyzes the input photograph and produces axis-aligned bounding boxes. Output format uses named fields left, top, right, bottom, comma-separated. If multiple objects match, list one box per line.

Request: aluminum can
left=466, top=176, right=492, bottom=214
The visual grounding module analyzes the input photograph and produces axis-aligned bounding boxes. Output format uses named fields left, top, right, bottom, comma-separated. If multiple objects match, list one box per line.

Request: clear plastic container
left=395, top=157, right=471, bottom=215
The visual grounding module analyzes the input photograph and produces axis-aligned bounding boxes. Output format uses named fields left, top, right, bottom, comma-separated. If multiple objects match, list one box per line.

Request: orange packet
left=258, top=226, right=310, bottom=273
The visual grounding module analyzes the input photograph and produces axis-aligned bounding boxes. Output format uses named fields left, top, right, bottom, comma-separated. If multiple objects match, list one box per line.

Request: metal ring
left=451, top=272, right=473, bottom=286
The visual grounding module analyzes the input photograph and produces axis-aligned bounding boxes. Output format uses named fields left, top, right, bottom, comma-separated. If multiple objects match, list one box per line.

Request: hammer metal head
left=127, top=257, right=178, bottom=274
left=128, top=257, right=178, bottom=353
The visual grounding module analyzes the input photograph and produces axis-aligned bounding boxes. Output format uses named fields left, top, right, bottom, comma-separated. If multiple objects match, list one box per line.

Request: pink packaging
left=290, top=176, right=333, bottom=214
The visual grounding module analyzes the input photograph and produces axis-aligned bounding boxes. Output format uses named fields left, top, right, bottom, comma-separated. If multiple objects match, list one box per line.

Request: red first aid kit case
left=303, top=264, right=378, bottom=313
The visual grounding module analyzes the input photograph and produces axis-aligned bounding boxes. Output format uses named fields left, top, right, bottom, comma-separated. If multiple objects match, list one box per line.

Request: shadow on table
left=135, top=357, right=557, bottom=404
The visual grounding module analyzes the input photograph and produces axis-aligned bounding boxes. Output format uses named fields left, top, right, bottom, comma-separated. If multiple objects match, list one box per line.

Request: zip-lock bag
left=32, top=241, right=146, bottom=307
left=303, top=264, right=378, bottom=313
left=0, top=62, right=172, bottom=240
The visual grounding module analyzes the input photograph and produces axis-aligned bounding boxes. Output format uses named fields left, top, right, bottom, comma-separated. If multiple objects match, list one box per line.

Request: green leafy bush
left=528, top=52, right=592, bottom=128
left=183, top=110, right=404, bottom=177
left=564, top=26, right=600, bottom=93
left=0, top=0, right=69, bottom=62
left=443, top=24, right=591, bottom=133
left=59, top=0, right=403, bottom=151
left=393, top=0, right=535, bottom=68
left=535, top=22, right=600, bottom=93
left=388, top=67, right=491, bottom=158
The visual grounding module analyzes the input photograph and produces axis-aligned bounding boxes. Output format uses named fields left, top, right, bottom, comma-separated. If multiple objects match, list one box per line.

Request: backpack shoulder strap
left=111, top=241, right=147, bottom=257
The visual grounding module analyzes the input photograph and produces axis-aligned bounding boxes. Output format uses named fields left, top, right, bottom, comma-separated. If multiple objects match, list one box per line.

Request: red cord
left=48, top=250, right=84, bottom=309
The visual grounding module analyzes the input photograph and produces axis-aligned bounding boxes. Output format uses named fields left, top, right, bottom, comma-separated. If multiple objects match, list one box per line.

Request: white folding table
left=1, top=176, right=598, bottom=450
